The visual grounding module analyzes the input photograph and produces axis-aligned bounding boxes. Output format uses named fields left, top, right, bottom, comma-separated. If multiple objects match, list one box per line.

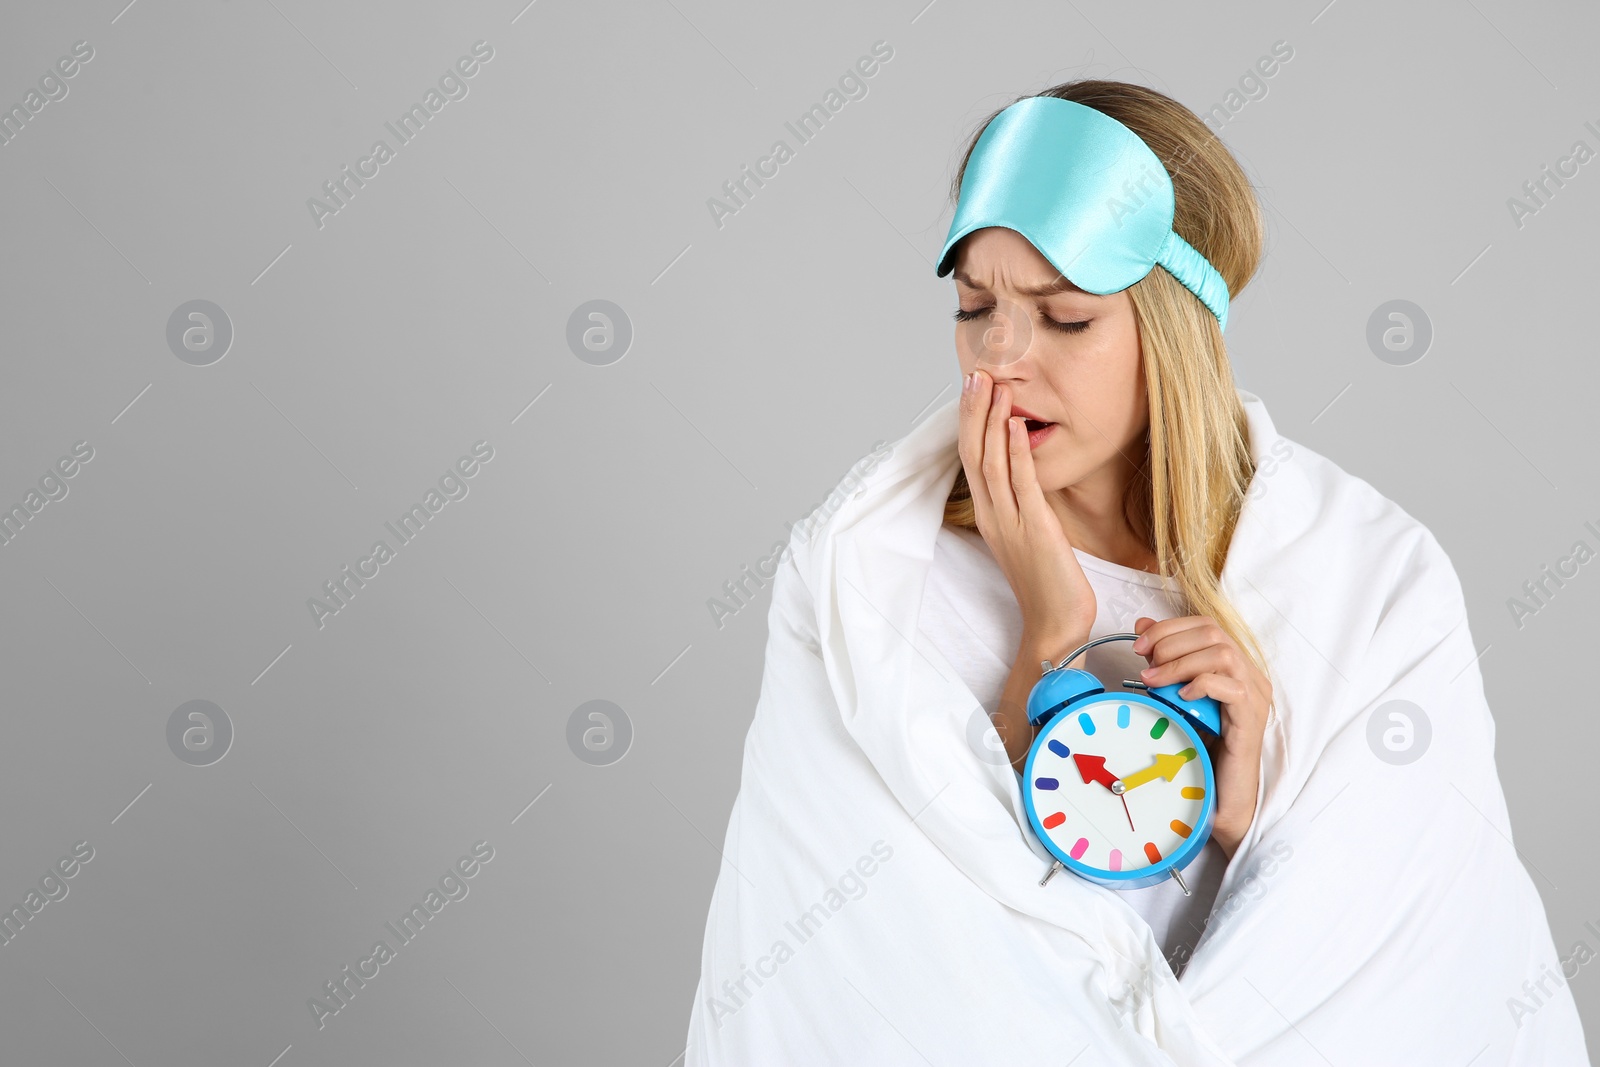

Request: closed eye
left=953, top=307, right=1090, bottom=334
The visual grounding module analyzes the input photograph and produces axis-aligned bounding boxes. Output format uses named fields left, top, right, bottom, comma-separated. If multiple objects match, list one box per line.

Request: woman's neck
left=1044, top=460, right=1157, bottom=573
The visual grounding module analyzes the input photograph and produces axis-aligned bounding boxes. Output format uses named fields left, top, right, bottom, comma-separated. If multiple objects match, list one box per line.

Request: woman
left=685, top=80, right=1587, bottom=1066
left=931, top=77, right=1276, bottom=966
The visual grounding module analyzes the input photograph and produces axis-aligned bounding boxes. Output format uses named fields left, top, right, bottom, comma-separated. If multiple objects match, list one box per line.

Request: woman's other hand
left=1131, top=614, right=1272, bottom=860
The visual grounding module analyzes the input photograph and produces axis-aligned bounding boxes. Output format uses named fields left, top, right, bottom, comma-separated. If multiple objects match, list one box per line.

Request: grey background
left=1, top=0, right=1595, bottom=1063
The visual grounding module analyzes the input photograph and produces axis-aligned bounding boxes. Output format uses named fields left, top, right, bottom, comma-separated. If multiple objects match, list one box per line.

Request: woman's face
left=952, top=227, right=1148, bottom=494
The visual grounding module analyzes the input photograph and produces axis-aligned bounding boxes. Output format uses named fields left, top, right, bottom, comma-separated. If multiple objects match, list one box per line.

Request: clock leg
left=1040, top=860, right=1063, bottom=887
left=1170, top=866, right=1191, bottom=897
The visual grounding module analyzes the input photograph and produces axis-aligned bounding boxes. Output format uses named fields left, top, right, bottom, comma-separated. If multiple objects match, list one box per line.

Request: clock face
left=1025, top=694, right=1212, bottom=878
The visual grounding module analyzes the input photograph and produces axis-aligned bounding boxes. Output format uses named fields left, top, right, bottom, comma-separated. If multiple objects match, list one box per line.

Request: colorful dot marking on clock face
left=1171, top=819, right=1192, bottom=838
left=1070, top=838, right=1090, bottom=860
left=1144, top=842, right=1162, bottom=864
left=1043, top=811, right=1066, bottom=830
left=1078, top=711, right=1096, bottom=735
left=1035, top=777, right=1059, bottom=790
left=1150, top=717, right=1169, bottom=739
left=1108, top=849, right=1122, bottom=871
left=1181, top=786, right=1206, bottom=799
left=1117, top=704, right=1130, bottom=728
left=1048, top=739, right=1071, bottom=758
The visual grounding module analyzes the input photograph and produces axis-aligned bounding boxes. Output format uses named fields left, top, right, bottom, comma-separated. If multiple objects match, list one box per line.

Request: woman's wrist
left=1019, top=623, right=1093, bottom=669
left=993, top=625, right=1094, bottom=772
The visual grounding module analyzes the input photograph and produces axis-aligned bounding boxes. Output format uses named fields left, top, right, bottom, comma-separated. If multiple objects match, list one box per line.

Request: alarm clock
left=1022, top=632, right=1223, bottom=895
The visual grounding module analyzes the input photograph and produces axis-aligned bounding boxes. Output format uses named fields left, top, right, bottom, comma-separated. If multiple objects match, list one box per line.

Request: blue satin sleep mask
left=935, top=95, right=1231, bottom=332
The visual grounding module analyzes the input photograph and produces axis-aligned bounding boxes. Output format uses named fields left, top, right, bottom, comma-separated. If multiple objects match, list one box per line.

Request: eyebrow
left=953, top=269, right=1085, bottom=296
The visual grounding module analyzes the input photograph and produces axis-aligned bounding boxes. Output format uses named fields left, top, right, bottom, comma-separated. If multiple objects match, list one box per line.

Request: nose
left=958, top=296, right=1036, bottom=371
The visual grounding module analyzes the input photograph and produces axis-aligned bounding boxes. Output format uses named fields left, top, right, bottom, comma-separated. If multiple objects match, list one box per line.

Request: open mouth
left=1023, top=418, right=1054, bottom=432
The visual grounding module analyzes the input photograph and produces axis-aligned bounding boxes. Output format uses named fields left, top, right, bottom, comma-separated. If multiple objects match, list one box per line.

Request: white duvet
left=685, top=388, right=1589, bottom=1065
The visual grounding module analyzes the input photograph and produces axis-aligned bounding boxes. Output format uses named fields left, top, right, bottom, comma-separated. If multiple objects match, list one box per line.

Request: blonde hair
left=943, top=79, right=1271, bottom=682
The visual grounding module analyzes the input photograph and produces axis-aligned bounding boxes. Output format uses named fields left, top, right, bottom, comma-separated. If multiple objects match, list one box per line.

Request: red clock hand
left=1073, top=753, right=1134, bottom=831
left=1072, top=753, right=1120, bottom=791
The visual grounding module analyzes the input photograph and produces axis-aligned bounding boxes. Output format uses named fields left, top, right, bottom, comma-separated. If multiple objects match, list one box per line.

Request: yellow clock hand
left=1113, top=748, right=1197, bottom=793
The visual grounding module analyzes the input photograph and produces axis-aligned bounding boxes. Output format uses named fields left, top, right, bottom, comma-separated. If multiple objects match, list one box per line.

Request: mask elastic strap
left=1156, top=229, right=1231, bottom=333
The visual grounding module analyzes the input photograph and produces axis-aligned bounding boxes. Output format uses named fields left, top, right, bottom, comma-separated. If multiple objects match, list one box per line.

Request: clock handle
left=1049, top=631, right=1141, bottom=672
left=1050, top=631, right=1224, bottom=739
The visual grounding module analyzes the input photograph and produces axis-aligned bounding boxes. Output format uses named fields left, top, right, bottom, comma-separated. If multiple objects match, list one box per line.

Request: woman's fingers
left=1177, top=671, right=1252, bottom=708
left=982, top=380, right=1017, bottom=524
left=1143, top=650, right=1242, bottom=695
left=1137, top=619, right=1228, bottom=670
left=959, top=371, right=1057, bottom=534
left=1133, top=618, right=1245, bottom=692
left=1007, top=413, right=1056, bottom=531
left=1131, top=615, right=1212, bottom=658
left=958, top=371, right=996, bottom=521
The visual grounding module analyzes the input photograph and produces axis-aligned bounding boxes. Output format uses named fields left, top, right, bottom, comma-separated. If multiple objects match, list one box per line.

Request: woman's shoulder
left=1244, top=427, right=1461, bottom=610
left=1280, top=433, right=1441, bottom=544
left=1238, top=389, right=1437, bottom=560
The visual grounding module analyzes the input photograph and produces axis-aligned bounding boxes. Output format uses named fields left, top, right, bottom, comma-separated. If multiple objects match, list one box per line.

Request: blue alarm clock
left=1022, top=632, right=1223, bottom=895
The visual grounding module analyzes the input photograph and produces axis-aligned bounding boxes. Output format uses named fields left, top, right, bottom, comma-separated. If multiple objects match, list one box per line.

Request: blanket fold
left=686, top=390, right=1588, bottom=1066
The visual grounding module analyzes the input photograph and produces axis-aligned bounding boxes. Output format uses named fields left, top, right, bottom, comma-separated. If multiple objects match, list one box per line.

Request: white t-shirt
left=919, top=521, right=1225, bottom=974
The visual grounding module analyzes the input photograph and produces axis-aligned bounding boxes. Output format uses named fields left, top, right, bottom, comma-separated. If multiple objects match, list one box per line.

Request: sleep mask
left=936, top=95, right=1230, bottom=332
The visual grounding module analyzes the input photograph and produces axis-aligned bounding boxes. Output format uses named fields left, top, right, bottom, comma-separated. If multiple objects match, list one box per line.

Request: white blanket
left=685, top=388, right=1589, bottom=1065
